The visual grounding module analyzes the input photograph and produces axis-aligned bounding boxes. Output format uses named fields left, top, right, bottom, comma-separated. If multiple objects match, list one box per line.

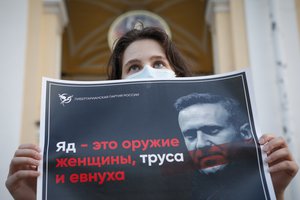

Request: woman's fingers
left=8, top=144, right=41, bottom=176
left=268, top=160, right=299, bottom=176
left=5, top=170, right=40, bottom=192
left=259, top=134, right=276, bottom=145
left=18, top=144, right=40, bottom=152
left=260, top=135, right=287, bottom=154
left=14, top=148, right=41, bottom=160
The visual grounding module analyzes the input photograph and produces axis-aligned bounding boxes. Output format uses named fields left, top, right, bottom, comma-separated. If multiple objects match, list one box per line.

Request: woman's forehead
left=122, top=39, right=166, bottom=64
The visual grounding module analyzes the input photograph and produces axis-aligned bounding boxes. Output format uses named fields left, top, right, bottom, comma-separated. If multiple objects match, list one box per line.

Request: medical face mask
left=125, top=65, right=176, bottom=79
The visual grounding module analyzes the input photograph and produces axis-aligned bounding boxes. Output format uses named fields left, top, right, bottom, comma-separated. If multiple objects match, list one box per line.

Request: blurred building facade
left=0, top=0, right=299, bottom=199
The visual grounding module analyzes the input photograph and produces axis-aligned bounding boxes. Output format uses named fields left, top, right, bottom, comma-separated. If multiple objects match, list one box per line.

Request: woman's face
left=121, top=39, right=173, bottom=79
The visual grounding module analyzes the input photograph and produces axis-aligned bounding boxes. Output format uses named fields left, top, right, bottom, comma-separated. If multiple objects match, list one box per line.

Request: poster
left=37, top=69, right=275, bottom=200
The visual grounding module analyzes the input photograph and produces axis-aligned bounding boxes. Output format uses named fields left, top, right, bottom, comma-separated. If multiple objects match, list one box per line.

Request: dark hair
left=107, top=26, right=192, bottom=80
left=174, top=93, right=248, bottom=129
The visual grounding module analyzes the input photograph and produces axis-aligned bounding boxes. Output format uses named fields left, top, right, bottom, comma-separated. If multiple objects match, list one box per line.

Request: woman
left=6, top=27, right=298, bottom=200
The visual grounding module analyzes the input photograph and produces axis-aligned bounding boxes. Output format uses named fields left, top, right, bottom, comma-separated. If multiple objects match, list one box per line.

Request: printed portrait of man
left=174, top=93, right=267, bottom=200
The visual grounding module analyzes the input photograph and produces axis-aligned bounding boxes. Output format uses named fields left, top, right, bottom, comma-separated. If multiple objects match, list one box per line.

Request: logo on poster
left=58, top=93, right=73, bottom=106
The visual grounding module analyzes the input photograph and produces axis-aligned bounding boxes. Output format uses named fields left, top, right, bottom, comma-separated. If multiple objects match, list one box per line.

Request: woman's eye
left=128, top=65, right=141, bottom=73
left=153, top=61, right=166, bottom=69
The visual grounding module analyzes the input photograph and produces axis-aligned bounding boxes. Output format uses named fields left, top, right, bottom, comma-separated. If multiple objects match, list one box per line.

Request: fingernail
left=264, top=157, right=269, bottom=163
left=262, top=145, right=268, bottom=152
left=268, top=166, right=273, bottom=173
left=35, top=153, right=41, bottom=159
left=259, top=138, right=264, bottom=144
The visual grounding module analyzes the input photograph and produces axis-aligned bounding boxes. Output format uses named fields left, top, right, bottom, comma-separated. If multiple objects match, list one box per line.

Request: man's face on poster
left=178, top=103, right=241, bottom=174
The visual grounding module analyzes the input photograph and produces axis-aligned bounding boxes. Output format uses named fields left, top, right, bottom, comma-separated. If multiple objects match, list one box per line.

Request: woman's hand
left=259, top=134, right=299, bottom=200
left=6, top=144, right=41, bottom=200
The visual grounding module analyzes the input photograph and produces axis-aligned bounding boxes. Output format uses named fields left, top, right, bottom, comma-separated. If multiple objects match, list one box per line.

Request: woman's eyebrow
left=150, top=55, right=167, bottom=61
left=123, top=59, right=140, bottom=67
left=123, top=55, right=168, bottom=68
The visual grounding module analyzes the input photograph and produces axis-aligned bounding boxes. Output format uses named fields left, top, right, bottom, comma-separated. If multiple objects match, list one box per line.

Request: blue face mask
left=125, top=65, right=176, bottom=80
